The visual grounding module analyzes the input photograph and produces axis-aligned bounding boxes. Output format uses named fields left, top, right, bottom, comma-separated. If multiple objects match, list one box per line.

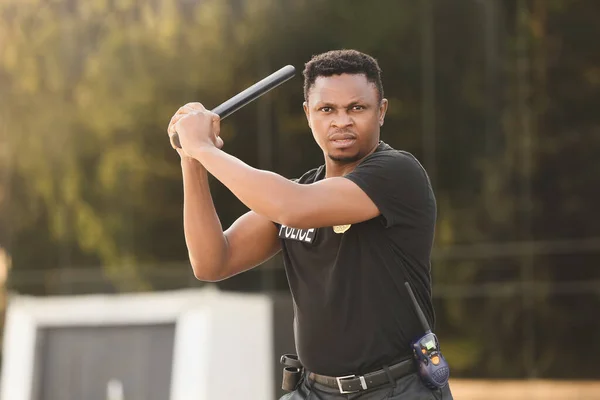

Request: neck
left=324, top=142, right=380, bottom=178
left=324, top=159, right=362, bottom=178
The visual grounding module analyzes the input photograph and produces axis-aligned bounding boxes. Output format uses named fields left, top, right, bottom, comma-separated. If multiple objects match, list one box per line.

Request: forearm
left=190, top=147, right=298, bottom=224
left=181, top=158, right=229, bottom=278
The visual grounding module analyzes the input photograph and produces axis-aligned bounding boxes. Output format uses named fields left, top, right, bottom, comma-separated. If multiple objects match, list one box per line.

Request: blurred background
left=1, top=0, right=599, bottom=398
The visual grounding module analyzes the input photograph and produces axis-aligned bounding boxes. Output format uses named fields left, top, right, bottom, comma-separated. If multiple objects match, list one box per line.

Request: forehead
left=308, top=73, right=378, bottom=104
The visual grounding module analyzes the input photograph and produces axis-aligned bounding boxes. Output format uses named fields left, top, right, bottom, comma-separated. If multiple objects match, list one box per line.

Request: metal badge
left=332, top=224, right=351, bottom=234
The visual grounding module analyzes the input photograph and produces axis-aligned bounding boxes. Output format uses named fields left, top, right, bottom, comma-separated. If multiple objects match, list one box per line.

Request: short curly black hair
left=302, top=49, right=384, bottom=103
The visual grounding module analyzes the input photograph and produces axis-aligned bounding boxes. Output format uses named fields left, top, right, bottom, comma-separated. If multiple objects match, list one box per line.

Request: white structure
left=1, top=287, right=274, bottom=400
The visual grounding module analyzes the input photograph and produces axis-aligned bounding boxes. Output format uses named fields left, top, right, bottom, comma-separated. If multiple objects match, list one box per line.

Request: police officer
left=167, top=50, right=453, bottom=399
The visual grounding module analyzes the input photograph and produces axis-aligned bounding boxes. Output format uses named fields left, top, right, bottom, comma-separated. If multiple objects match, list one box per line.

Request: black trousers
left=280, top=372, right=453, bottom=400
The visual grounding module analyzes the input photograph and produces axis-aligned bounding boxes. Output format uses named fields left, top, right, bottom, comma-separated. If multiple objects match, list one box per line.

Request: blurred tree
left=429, top=0, right=600, bottom=378
left=0, top=0, right=262, bottom=291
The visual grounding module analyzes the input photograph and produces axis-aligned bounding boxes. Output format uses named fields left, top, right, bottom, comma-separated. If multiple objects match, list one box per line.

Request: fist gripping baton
left=172, top=65, right=296, bottom=149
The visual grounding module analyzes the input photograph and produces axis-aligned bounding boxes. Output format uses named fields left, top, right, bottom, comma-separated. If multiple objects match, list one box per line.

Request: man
left=167, top=50, right=453, bottom=399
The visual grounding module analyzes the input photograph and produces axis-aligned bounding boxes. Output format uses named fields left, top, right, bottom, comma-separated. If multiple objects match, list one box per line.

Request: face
left=303, top=73, right=388, bottom=164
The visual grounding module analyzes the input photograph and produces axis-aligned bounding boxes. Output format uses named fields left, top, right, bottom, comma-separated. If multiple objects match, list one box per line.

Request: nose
left=331, top=111, right=353, bottom=128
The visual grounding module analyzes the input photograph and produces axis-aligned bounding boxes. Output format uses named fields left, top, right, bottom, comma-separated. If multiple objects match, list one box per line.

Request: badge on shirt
left=279, top=225, right=317, bottom=244
left=333, top=224, right=351, bottom=234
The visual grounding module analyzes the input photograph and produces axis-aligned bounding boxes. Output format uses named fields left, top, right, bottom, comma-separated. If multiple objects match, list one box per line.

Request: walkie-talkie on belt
left=404, top=282, right=450, bottom=389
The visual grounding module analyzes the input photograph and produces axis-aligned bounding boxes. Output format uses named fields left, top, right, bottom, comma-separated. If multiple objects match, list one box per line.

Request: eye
left=319, top=107, right=332, bottom=113
left=351, top=105, right=365, bottom=111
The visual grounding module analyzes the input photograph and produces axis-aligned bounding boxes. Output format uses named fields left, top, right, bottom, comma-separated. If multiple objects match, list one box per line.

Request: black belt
left=307, top=357, right=416, bottom=394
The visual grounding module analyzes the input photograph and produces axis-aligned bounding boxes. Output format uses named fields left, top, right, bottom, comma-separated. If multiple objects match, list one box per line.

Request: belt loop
left=305, top=370, right=316, bottom=389
left=382, top=365, right=396, bottom=388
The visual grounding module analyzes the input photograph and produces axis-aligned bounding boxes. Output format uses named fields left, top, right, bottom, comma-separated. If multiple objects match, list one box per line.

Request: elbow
left=189, top=257, right=224, bottom=282
left=192, top=269, right=219, bottom=283
left=188, top=238, right=230, bottom=282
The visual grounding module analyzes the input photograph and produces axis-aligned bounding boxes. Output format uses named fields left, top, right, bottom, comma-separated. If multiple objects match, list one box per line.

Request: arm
left=187, top=147, right=379, bottom=229
left=181, top=158, right=281, bottom=281
left=172, top=104, right=380, bottom=230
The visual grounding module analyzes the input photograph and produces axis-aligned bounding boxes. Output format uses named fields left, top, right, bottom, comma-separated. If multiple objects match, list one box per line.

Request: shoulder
left=356, top=143, right=428, bottom=179
left=344, top=143, right=435, bottom=228
left=345, top=142, right=433, bottom=201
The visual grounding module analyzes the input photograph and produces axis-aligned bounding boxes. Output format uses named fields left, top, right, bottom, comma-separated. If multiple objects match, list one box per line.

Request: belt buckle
left=335, top=374, right=364, bottom=394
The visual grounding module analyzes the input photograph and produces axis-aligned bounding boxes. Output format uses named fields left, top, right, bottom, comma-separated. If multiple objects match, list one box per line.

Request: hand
left=167, top=102, right=223, bottom=156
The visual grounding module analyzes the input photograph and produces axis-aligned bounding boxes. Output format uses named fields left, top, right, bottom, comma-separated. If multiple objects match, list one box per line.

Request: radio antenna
left=404, top=282, right=431, bottom=333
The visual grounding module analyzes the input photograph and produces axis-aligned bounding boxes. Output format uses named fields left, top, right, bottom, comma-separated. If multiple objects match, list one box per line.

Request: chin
left=327, top=150, right=362, bottom=163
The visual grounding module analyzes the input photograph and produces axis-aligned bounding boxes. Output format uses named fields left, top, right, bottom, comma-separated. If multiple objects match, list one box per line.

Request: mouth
left=329, top=133, right=357, bottom=149
left=330, top=138, right=357, bottom=149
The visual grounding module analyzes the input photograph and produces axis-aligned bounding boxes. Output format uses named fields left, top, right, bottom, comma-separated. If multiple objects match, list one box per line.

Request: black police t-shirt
left=278, top=141, right=437, bottom=377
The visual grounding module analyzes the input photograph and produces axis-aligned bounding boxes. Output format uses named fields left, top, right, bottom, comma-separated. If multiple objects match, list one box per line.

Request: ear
left=303, top=101, right=311, bottom=128
left=378, top=98, right=389, bottom=127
